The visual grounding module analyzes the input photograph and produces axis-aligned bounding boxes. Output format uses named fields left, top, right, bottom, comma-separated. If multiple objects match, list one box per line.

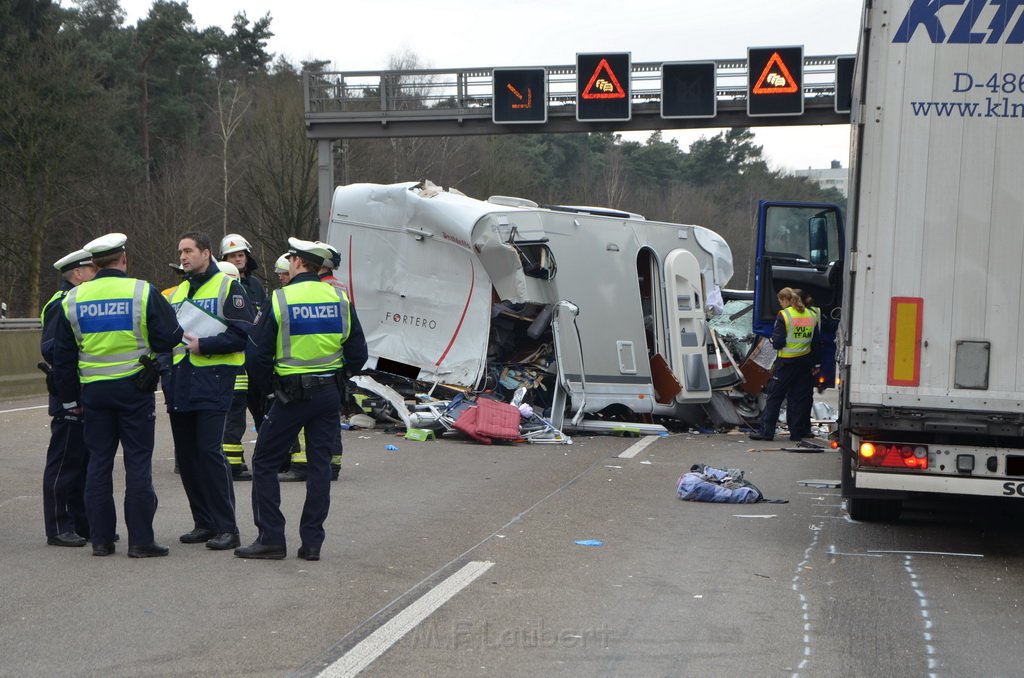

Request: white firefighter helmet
left=220, top=233, right=251, bottom=257
left=216, top=260, right=240, bottom=280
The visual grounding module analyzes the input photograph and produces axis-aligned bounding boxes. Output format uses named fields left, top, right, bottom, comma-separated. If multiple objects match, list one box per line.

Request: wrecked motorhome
left=326, top=181, right=734, bottom=431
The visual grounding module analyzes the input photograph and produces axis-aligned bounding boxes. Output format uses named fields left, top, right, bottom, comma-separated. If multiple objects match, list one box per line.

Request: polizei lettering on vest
left=79, top=300, right=131, bottom=317
left=291, top=304, right=340, bottom=320
left=894, top=0, right=1024, bottom=44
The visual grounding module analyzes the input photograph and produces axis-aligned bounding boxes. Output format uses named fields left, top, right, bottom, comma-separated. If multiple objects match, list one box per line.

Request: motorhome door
left=664, top=248, right=711, bottom=402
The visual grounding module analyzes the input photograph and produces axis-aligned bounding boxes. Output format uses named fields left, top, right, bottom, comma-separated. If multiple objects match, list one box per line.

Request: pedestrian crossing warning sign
left=577, top=52, right=631, bottom=121
left=582, top=58, right=626, bottom=99
left=747, top=46, right=803, bottom=116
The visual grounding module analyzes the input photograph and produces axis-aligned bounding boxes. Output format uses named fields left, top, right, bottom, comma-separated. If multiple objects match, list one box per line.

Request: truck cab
left=752, top=200, right=845, bottom=388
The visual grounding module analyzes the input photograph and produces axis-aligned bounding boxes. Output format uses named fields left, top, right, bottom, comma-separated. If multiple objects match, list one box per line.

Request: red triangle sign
left=752, top=52, right=800, bottom=94
left=582, top=58, right=627, bottom=99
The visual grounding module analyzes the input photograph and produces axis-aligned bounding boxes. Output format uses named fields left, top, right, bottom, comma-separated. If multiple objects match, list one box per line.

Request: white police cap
left=317, top=241, right=341, bottom=270
left=287, top=237, right=332, bottom=267
left=216, top=260, right=240, bottom=280
left=274, top=254, right=290, bottom=274
left=83, top=232, right=127, bottom=258
left=53, top=248, right=93, bottom=273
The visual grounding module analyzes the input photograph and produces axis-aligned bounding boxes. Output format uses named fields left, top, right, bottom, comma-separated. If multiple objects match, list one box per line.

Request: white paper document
left=175, top=299, right=227, bottom=340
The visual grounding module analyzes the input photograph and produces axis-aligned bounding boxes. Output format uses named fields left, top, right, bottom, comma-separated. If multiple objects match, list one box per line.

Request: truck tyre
left=847, top=496, right=902, bottom=522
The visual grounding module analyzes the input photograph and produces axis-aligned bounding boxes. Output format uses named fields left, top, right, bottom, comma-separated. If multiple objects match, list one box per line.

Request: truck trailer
left=755, top=0, right=1024, bottom=520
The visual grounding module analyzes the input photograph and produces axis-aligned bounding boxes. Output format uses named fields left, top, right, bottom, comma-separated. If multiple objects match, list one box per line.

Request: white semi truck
left=755, top=0, right=1024, bottom=520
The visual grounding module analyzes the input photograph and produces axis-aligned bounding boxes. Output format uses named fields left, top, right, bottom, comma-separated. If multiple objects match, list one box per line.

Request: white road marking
left=0, top=495, right=36, bottom=508
left=319, top=560, right=494, bottom=677
left=867, top=550, right=983, bottom=558
left=789, top=521, right=823, bottom=678
left=0, top=404, right=48, bottom=414
left=1, top=393, right=162, bottom=415
left=617, top=436, right=659, bottom=459
left=905, top=555, right=942, bottom=677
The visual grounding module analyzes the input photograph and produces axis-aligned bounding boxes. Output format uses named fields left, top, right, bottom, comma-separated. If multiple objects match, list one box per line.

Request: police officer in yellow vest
left=235, top=238, right=367, bottom=561
left=40, top=248, right=96, bottom=547
left=749, top=287, right=820, bottom=442
left=278, top=242, right=347, bottom=483
left=168, top=233, right=254, bottom=551
left=52, top=233, right=183, bottom=557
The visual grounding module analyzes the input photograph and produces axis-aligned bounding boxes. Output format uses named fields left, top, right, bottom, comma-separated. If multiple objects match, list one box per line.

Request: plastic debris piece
left=798, top=479, right=840, bottom=488
left=404, top=428, right=436, bottom=441
left=575, top=539, right=604, bottom=547
left=640, top=460, right=652, bottom=465
left=384, top=444, right=399, bottom=451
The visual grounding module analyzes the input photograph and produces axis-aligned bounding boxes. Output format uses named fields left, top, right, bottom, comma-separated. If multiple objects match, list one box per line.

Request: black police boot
left=278, top=463, right=307, bottom=482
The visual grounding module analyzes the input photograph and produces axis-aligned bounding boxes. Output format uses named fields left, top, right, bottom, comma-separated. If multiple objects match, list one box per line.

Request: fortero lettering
left=894, top=0, right=1024, bottom=44
left=79, top=300, right=130, bottom=317
left=386, top=311, right=438, bottom=330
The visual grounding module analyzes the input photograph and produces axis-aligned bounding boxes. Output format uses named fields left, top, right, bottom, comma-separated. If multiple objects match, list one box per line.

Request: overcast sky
left=114, top=0, right=864, bottom=171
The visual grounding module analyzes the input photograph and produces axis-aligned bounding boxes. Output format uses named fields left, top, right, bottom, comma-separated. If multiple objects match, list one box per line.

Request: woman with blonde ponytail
left=749, top=287, right=820, bottom=441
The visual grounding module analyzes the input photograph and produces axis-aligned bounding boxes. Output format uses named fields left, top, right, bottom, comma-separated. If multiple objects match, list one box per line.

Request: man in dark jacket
left=167, top=232, right=254, bottom=550
left=235, top=238, right=367, bottom=561
left=40, top=248, right=96, bottom=546
left=52, top=232, right=183, bottom=557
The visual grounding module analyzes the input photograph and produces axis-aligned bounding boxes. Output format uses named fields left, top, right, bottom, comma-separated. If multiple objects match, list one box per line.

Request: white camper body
left=840, top=0, right=1024, bottom=519
left=326, top=182, right=733, bottom=426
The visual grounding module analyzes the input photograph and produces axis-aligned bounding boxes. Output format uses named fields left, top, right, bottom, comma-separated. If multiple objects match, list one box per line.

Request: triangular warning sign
left=752, top=52, right=800, bottom=94
left=582, top=58, right=627, bottom=99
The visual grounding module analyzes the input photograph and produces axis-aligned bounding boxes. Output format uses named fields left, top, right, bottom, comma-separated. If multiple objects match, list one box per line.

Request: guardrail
left=0, top=318, right=42, bottom=331
left=0, top=319, right=45, bottom=399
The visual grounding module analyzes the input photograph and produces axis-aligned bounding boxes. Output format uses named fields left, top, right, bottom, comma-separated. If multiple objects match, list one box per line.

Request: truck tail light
left=858, top=442, right=928, bottom=469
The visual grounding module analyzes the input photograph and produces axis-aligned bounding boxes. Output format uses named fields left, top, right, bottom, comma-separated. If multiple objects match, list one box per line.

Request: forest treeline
left=0, top=0, right=845, bottom=317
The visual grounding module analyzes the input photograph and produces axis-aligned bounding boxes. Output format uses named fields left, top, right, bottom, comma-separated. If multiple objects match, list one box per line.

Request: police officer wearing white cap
left=318, top=242, right=347, bottom=480
left=235, top=237, right=367, bottom=561
left=166, top=232, right=253, bottom=551
left=39, top=248, right=97, bottom=547
left=51, top=232, right=184, bottom=557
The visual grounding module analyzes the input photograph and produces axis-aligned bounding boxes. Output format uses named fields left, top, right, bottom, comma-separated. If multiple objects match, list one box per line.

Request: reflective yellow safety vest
left=778, top=306, right=815, bottom=359
left=271, top=281, right=351, bottom=376
left=41, top=289, right=65, bottom=322
left=808, top=305, right=821, bottom=330
left=169, top=271, right=243, bottom=368
left=63, top=277, right=150, bottom=383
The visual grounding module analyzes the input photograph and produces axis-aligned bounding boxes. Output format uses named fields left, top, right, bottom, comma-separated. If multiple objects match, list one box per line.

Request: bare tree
left=209, top=77, right=252, bottom=237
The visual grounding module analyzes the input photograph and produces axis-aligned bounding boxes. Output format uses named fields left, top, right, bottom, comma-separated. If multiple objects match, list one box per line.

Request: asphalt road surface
left=2, top=392, right=1023, bottom=677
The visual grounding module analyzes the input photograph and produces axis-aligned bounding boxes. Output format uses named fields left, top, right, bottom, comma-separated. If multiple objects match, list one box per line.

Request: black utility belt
left=274, top=372, right=343, bottom=404
left=300, top=374, right=337, bottom=388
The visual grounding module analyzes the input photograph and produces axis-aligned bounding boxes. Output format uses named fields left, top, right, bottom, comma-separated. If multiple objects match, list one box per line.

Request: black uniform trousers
left=759, top=354, right=814, bottom=440
left=42, top=413, right=89, bottom=538
left=251, top=381, right=340, bottom=549
left=170, top=411, right=238, bottom=534
left=81, top=379, right=159, bottom=547
left=222, top=389, right=248, bottom=459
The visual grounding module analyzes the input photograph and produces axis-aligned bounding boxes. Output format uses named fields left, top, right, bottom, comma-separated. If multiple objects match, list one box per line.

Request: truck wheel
left=847, top=496, right=902, bottom=522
